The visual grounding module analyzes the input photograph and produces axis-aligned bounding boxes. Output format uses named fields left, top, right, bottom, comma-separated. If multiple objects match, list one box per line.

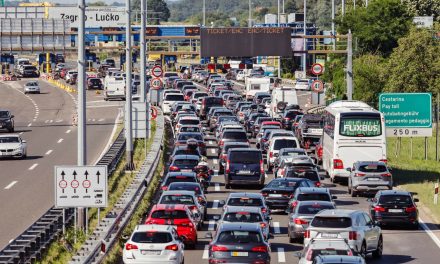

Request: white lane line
left=19, top=132, right=23, bottom=135
left=56, top=119, right=63, bottom=123
left=49, top=120, right=53, bottom=123
left=213, top=170, right=219, bottom=177
left=45, top=149, right=53, bottom=155
left=92, top=119, right=96, bottom=122
left=4, top=181, right=18, bottom=190
left=28, top=163, right=38, bottom=170
left=213, top=159, right=218, bottom=165
left=210, top=149, right=216, bottom=154
left=215, top=183, right=220, bottom=192
left=208, top=220, right=216, bottom=231
left=202, top=245, right=209, bottom=259
left=209, top=140, right=214, bottom=145
left=45, top=120, right=49, bottom=123
left=66, top=129, right=71, bottom=134
left=57, top=138, right=64, bottom=143
left=212, top=200, right=219, bottom=209
left=273, top=222, right=281, bottom=234
left=420, top=218, right=440, bottom=249
left=27, top=123, right=32, bottom=127
left=98, top=118, right=105, bottom=122
left=277, top=247, right=286, bottom=262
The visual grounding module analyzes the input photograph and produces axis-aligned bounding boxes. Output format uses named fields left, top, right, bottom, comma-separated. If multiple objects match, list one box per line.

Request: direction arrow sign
left=150, top=78, right=163, bottom=89
left=311, top=63, right=324, bottom=75
left=151, top=65, right=163, bottom=78
left=55, top=166, right=108, bottom=208
left=311, top=80, right=324, bottom=93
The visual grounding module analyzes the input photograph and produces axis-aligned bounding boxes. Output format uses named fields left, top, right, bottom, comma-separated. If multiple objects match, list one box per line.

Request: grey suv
left=0, top=110, right=14, bottom=133
left=347, top=161, right=393, bottom=197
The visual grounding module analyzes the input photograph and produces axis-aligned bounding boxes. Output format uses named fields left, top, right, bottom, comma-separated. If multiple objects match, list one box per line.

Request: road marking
left=213, top=159, right=218, bottom=165
left=212, top=200, right=219, bottom=209
left=209, top=140, right=213, bottom=145
left=213, top=170, right=219, bottom=177
left=4, top=181, right=18, bottom=190
left=420, top=218, right=440, bottom=249
left=19, top=132, right=23, bottom=135
left=49, top=120, right=53, bottom=123
left=92, top=119, right=96, bottom=122
left=98, top=118, right=105, bottom=122
left=208, top=220, right=216, bottom=231
left=210, top=149, right=216, bottom=154
left=27, top=123, right=32, bottom=127
left=28, top=163, right=38, bottom=170
left=273, top=222, right=281, bottom=234
left=66, top=129, right=71, bottom=134
left=56, top=119, right=63, bottom=123
left=45, top=120, right=49, bottom=123
left=57, top=138, right=64, bottom=143
left=202, top=245, right=209, bottom=259
left=215, top=183, right=220, bottom=191
left=45, top=149, right=53, bottom=155
left=277, top=247, right=286, bottom=262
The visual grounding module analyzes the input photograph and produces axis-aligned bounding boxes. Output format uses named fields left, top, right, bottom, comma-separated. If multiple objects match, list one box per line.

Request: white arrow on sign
left=151, top=66, right=163, bottom=78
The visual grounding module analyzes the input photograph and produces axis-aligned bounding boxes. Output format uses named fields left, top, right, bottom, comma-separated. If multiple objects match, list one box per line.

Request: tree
left=89, top=1, right=107, bottom=6
left=285, top=0, right=297, bottom=13
left=385, top=24, right=440, bottom=95
left=336, top=0, right=412, bottom=56
left=402, top=0, right=440, bottom=22
left=133, top=0, right=170, bottom=24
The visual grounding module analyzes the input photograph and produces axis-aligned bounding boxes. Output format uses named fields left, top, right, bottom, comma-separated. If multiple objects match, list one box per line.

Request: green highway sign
left=379, top=93, right=432, bottom=137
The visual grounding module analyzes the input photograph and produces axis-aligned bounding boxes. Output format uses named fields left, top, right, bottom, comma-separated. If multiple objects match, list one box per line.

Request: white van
left=270, top=88, right=298, bottom=118
left=267, top=136, right=300, bottom=170
left=104, top=77, right=125, bottom=101
left=245, top=77, right=271, bottom=100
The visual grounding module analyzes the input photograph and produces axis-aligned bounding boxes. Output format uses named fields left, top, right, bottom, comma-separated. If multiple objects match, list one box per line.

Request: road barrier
left=0, top=129, right=127, bottom=264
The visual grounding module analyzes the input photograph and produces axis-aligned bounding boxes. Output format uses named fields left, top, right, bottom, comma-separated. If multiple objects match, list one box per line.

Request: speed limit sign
left=150, top=78, right=163, bottom=89
left=311, top=80, right=324, bottom=93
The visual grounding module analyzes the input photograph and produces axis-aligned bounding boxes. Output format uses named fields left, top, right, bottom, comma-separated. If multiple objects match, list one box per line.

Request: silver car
left=24, top=81, right=40, bottom=94
left=312, top=255, right=366, bottom=264
left=0, top=135, right=27, bottom=159
left=297, top=237, right=356, bottom=264
left=304, top=209, right=383, bottom=259
left=347, top=161, right=393, bottom=197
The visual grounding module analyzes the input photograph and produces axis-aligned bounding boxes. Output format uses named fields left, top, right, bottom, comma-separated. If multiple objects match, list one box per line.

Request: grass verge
left=36, top=121, right=157, bottom=264
left=388, top=136, right=440, bottom=223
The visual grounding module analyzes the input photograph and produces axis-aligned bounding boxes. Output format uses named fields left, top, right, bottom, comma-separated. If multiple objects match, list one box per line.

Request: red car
left=145, top=204, right=198, bottom=248
left=260, top=121, right=282, bottom=129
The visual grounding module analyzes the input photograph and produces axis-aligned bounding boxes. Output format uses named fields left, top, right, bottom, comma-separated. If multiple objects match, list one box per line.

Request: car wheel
left=411, top=221, right=419, bottom=230
left=360, top=242, right=367, bottom=259
left=8, top=128, right=14, bottom=133
left=181, top=257, right=184, bottom=264
left=22, top=154, right=27, bottom=159
left=373, top=236, right=383, bottom=258
left=225, top=182, right=231, bottom=189
left=348, top=180, right=352, bottom=194
left=351, top=189, right=358, bottom=197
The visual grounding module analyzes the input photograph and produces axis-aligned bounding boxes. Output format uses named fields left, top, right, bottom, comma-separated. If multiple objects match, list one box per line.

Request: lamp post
left=303, top=0, right=307, bottom=75
left=203, top=0, right=206, bottom=26
left=248, top=0, right=252, bottom=27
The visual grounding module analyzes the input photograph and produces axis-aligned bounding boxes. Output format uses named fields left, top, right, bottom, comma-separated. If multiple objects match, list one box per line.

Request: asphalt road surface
left=0, top=79, right=121, bottom=248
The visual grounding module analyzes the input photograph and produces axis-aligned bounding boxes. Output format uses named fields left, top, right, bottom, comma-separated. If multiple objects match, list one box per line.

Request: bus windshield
left=339, top=114, right=382, bottom=137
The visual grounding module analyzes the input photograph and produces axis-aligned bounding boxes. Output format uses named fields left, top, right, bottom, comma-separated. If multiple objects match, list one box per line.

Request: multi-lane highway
left=0, top=79, right=121, bottom=248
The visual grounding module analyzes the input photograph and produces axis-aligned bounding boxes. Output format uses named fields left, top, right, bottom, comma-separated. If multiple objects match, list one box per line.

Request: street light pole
left=248, top=0, right=252, bottom=27
left=141, top=0, right=150, bottom=141
left=303, top=0, right=307, bottom=76
left=342, top=0, right=346, bottom=15
left=277, top=0, right=281, bottom=78
left=331, top=0, right=335, bottom=50
left=125, top=0, right=134, bottom=169
left=203, top=0, right=206, bottom=26
left=347, top=30, right=353, bottom=100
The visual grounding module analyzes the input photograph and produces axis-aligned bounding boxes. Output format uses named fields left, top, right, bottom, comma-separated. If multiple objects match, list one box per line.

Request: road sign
left=55, top=166, right=107, bottom=208
left=150, top=78, right=163, bottom=89
left=294, top=71, right=306, bottom=79
left=311, top=80, right=324, bottom=93
left=151, top=65, right=163, bottom=78
left=151, top=106, right=158, bottom=120
left=47, top=6, right=126, bottom=28
left=311, top=63, right=324, bottom=75
left=379, top=93, right=432, bottom=137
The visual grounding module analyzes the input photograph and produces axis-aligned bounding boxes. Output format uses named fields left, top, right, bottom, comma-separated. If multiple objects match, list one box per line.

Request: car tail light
left=161, top=186, right=168, bottom=191
left=291, top=201, right=298, bottom=209
left=261, top=208, right=267, bottom=214
left=251, top=246, right=268, bottom=252
left=260, top=222, right=267, bottom=228
left=355, top=173, right=366, bottom=177
left=381, top=173, right=392, bottom=177
left=199, top=142, right=206, bottom=147
left=282, top=193, right=290, bottom=197
left=380, top=159, right=388, bottom=164
left=262, top=192, right=268, bottom=197
left=304, top=230, right=310, bottom=238
left=260, top=160, right=264, bottom=174
left=374, top=206, right=386, bottom=212
left=269, top=152, right=273, bottom=158
left=125, top=243, right=138, bottom=251
left=169, top=166, right=180, bottom=172
left=306, top=248, right=313, bottom=261
left=333, top=159, right=344, bottom=169
left=165, top=244, right=179, bottom=251
left=188, top=205, right=197, bottom=211
left=294, top=218, right=308, bottom=225
left=222, top=154, right=227, bottom=160
left=219, top=140, right=224, bottom=146
left=349, top=231, right=358, bottom=240
left=347, top=250, right=353, bottom=256
left=405, top=206, right=417, bottom=213
left=315, top=182, right=321, bottom=187
left=317, top=147, right=323, bottom=157
left=284, top=117, right=291, bottom=121
left=225, top=160, right=230, bottom=174
left=211, top=245, right=228, bottom=252
left=239, top=112, right=244, bottom=116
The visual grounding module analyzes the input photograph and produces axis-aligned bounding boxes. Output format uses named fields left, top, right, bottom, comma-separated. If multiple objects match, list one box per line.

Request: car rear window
left=297, top=204, right=335, bottom=214
left=218, top=116, right=238, bottom=123
left=287, top=171, right=320, bottom=181
left=160, top=195, right=195, bottom=205
left=229, top=151, right=261, bottom=164
left=311, top=249, right=349, bottom=260
left=132, top=232, right=172, bottom=244
left=311, top=217, right=352, bottom=228
left=379, top=195, right=412, bottom=205
left=165, top=176, right=196, bottom=185
left=224, top=144, right=249, bottom=153
left=224, top=212, right=262, bottom=222
left=178, top=134, right=203, bottom=141
left=266, top=180, right=299, bottom=189
left=168, top=184, right=202, bottom=195
left=285, top=111, right=302, bottom=119
left=358, top=164, right=388, bottom=173
left=297, top=193, right=331, bottom=202
left=180, top=127, right=200, bottom=133
left=281, top=151, right=306, bottom=158
left=228, top=198, right=263, bottom=207
left=204, top=97, right=223, bottom=105
left=173, top=159, right=199, bottom=168
left=214, top=111, right=234, bottom=117
left=223, top=131, right=247, bottom=140
left=274, top=139, right=297, bottom=149
left=151, top=210, right=188, bottom=219
left=217, top=231, right=262, bottom=243
left=165, top=94, right=184, bottom=101
left=180, top=119, right=200, bottom=125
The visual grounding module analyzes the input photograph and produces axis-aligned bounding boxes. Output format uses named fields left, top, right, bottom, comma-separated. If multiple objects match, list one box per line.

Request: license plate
left=231, top=252, right=248, bottom=257
left=321, top=233, right=338, bottom=238
left=388, top=209, right=403, bottom=213
left=181, top=169, right=192, bottom=172
left=367, top=178, right=380, bottom=181
left=269, top=194, right=282, bottom=197
left=238, top=170, right=251, bottom=174
left=141, top=250, right=161, bottom=255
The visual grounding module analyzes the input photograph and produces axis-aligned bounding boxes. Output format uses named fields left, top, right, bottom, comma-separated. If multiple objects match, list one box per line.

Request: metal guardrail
left=70, top=113, right=165, bottom=263
left=0, top=129, right=126, bottom=264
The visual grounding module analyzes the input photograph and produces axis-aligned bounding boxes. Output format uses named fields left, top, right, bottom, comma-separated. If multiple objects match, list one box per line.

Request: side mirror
left=320, top=176, right=325, bottom=180
left=11, top=115, right=15, bottom=118
left=205, top=232, right=213, bottom=239
left=388, top=167, right=393, bottom=171
left=121, top=235, right=130, bottom=241
left=346, top=168, right=352, bottom=172
left=22, top=140, right=27, bottom=144
left=332, top=196, right=337, bottom=200
left=414, top=198, right=419, bottom=202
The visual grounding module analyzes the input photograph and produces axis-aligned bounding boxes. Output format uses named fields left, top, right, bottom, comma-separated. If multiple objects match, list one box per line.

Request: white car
left=24, top=81, right=40, bottom=94
left=295, top=79, right=311, bottom=90
left=161, top=93, right=184, bottom=115
left=267, top=136, right=300, bottom=170
left=123, top=224, right=184, bottom=264
left=0, top=135, right=27, bottom=159
left=236, top=70, right=246, bottom=81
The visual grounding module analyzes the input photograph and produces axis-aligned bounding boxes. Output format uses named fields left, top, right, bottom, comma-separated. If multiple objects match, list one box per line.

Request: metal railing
left=0, top=129, right=126, bottom=264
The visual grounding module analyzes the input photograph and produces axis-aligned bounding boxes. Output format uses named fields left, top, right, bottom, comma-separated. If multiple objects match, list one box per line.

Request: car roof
left=224, top=206, right=261, bottom=213
left=272, top=136, right=298, bottom=141
left=166, top=172, right=197, bottom=177
left=228, top=148, right=260, bottom=153
left=134, top=224, right=173, bottom=232
left=316, top=209, right=359, bottom=217
left=153, top=204, right=188, bottom=210
left=296, top=187, right=330, bottom=194
left=296, top=200, right=334, bottom=207
left=172, top=154, right=200, bottom=160
left=377, top=190, right=413, bottom=196
left=228, top=192, right=263, bottom=198
left=168, top=182, right=201, bottom=188
left=179, top=116, right=199, bottom=120
left=224, top=142, right=250, bottom=146
left=280, top=148, right=306, bottom=153
left=355, top=161, right=387, bottom=166
left=217, top=222, right=261, bottom=232
left=161, top=190, right=195, bottom=196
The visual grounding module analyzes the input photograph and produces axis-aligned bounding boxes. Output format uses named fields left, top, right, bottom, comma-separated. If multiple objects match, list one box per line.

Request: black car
left=87, top=78, right=103, bottom=90
left=281, top=110, right=303, bottom=130
left=219, top=142, right=250, bottom=172
left=261, top=178, right=315, bottom=210
left=160, top=172, right=198, bottom=191
left=55, top=54, right=65, bottom=63
left=168, top=154, right=200, bottom=173
left=206, top=223, right=271, bottom=264
left=224, top=148, right=264, bottom=189
left=200, top=96, right=224, bottom=119
left=175, top=133, right=206, bottom=155
left=0, top=110, right=14, bottom=132
left=369, top=190, right=419, bottom=229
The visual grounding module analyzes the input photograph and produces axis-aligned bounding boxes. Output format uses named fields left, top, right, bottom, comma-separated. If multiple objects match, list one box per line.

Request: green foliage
left=402, top=0, right=440, bottom=22
left=336, top=0, right=412, bottom=56
left=133, top=0, right=170, bottom=24
left=89, top=1, right=107, bottom=6
left=385, top=24, right=440, bottom=94
left=322, top=56, right=346, bottom=99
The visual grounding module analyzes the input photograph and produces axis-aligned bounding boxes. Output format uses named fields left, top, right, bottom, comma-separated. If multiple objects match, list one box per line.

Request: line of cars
left=0, top=110, right=27, bottom=159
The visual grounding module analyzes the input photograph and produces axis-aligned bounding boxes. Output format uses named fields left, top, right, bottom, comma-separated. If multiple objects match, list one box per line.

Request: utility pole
left=303, top=0, right=307, bottom=76
left=203, top=0, right=206, bottom=26
left=77, top=0, right=87, bottom=231
left=346, top=30, right=353, bottom=100
left=248, top=0, right=252, bottom=27
left=141, top=0, right=150, bottom=141
left=125, top=0, right=134, bottom=170
left=277, top=0, right=281, bottom=78
left=331, top=0, right=336, bottom=50
left=282, top=0, right=285, bottom=13
left=342, top=0, right=345, bottom=15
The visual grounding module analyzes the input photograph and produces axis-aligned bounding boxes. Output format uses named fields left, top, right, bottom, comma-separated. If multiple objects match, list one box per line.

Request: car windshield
left=217, top=231, right=262, bottom=243
left=297, top=193, right=331, bottom=202
left=165, top=176, right=196, bottom=185
left=131, top=232, right=172, bottom=244
left=224, top=212, right=263, bottom=222
left=151, top=210, right=188, bottom=219
left=0, top=137, right=20, bottom=143
left=297, top=204, right=335, bottom=214
left=165, top=94, right=184, bottom=101
left=228, top=198, right=263, bottom=206
left=178, top=134, right=203, bottom=141
left=26, top=82, right=38, bottom=86
left=274, top=139, right=297, bottom=149
left=180, top=119, right=200, bottom=125
left=358, top=164, right=388, bottom=173
left=229, top=151, right=260, bottom=164
left=379, top=195, right=413, bottom=205
left=0, top=111, right=10, bottom=118
left=223, top=131, right=247, bottom=140
left=168, top=184, right=202, bottom=195
left=266, top=180, right=299, bottom=189
left=160, top=195, right=195, bottom=205
left=311, top=217, right=352, bottom=228
left=173, top=159, right=199, bottom=168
